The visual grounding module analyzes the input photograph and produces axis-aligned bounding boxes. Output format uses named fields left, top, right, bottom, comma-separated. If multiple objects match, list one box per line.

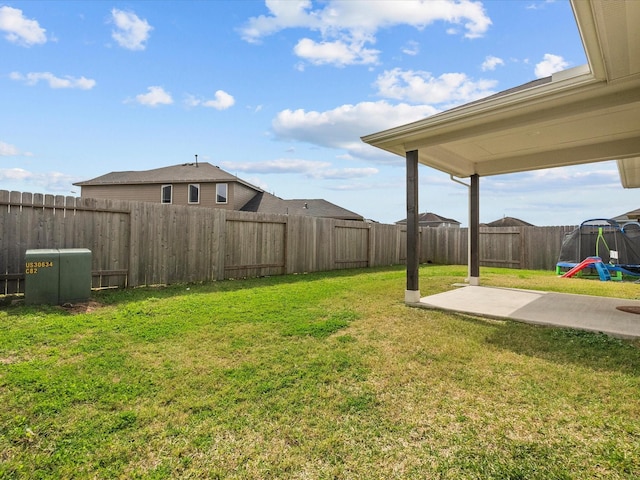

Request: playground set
left=556, top=219, right=640, bottom=281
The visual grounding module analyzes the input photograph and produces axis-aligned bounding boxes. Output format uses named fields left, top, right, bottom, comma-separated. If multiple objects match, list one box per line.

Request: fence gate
left=479, top=227, right=523, bottom=268
left=334, top=224, right=369, bottom=269
left=224, top=217, right=286, bottom=279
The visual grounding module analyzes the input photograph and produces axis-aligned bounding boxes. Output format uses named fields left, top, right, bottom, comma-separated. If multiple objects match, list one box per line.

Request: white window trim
left=216, top=183, right=228, bottom=204
left=161, top=184, right=173, bottom=204
left=188, top=183, right=200, bottom=204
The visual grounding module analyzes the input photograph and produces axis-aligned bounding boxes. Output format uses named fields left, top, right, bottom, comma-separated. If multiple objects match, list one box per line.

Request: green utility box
left=59, top=249, right=92, bottom=303
left=25, top=248, right=92, bottom=305
left=25, top=249, right=60, bottom=305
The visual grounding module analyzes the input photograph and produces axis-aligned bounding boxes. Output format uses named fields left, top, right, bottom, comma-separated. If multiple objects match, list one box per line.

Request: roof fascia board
left=617, top=157, right=640, bottom=188
left=570, top=0, right=607, bottom=80
left=362, top=70, right=640, bottom=158
left=361, top=73, right=600, bottom=153
left=401, top=78, right=640, bottom=150
left=617, top=159, right=631, bottom=187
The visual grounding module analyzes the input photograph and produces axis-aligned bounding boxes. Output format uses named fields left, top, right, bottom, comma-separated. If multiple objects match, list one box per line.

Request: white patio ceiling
left=361, top=0, right=640, bottom=189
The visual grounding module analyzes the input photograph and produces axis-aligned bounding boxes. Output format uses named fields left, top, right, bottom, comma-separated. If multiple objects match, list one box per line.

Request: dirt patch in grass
left=59, top=301, right=104, bottom=315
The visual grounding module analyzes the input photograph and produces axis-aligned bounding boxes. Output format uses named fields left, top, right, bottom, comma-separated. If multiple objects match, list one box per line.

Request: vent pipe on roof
left=195, top=154, right=198, bottom=167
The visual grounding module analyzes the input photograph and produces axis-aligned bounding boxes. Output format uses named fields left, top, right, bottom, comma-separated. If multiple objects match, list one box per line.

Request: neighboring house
left=75, top=162, right=257, bottom=210
left=483, top=216, right=534, bottom=227
left=74, top=162, right=364, bottom=221
left=613, top=208, right=640, bottom=224
left=241, top=191, right=364, bottom=221
left=395, top=212, right=460, bottom=228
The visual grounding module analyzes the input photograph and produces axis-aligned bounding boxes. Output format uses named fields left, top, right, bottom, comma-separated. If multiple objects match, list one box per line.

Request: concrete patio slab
left=416, top=285, right=640, bottom=338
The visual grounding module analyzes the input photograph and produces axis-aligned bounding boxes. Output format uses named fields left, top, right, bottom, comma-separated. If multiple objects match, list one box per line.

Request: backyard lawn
left=1, top=265, right=639, bottom=479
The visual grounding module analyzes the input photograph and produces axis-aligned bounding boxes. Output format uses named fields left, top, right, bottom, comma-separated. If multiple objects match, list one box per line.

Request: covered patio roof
left=361, top=0, right=640, bottom=303
left=362, top=0, right=640, bottom=188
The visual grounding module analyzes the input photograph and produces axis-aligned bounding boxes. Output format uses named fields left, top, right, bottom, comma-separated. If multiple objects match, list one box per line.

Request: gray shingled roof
left=613, top=208, right=640, bottom=223
left=483, top=216, right=534, bottom=227
left=241, top=191, right=363, bottom=221
left=396, top=212, right=460, bottom=225
left=74, top=162, right=261, bottom=191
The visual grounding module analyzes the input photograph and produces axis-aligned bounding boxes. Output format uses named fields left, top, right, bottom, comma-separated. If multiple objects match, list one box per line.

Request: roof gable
left=396, top=212, right=460, bottom=225
left=484, top=217, right=534, bottom=227
left=613, top=208, right=640, bottom=222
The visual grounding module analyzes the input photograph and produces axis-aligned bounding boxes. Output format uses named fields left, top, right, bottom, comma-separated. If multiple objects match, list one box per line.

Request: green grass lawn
left=1, top=265, right=639, bottom=479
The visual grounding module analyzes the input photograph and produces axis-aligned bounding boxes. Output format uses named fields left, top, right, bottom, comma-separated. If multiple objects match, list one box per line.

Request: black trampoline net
left=558, top=219, right=640, bottom=269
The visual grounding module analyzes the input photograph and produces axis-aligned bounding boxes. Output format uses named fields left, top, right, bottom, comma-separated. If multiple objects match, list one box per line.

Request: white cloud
left=483, top=165, right=622, bottom=195
left=244, top=176, right=270, bottom=191
left=240, top=0, right=316, bottom=42
left=271, top=100, right=437, bottom=165
left=481, top=55, right=504, bottom=71
left=294, top=37, right=379, bottom=66
left=273, top=100, right=437, bottom=151
left=327, top=182, right=362, bottom=191
left=0, top=141, right=19, bottom=156
left=0, top=6, right=47, bottom=46
left=402, top=40, right=420, bottom=56
left=9, top=71, right=96, bottom=90
left=220, top=158, right=378, bottom=180
left=186, top=90, right=235, bottom=110
left=222, top=158, right=332, bottom=175
left=242, top=0, right=491, bottom=41
left=534, top=53, right=569, bottom=78
left=133, top=86, right=173, bottom=107
left=526, top=1, right=556, bottom=11
left=477, top=162, right=634, bottom=225
left=0, top=168, right=77, bottom=192
left=310, top=167, right=379, bottom=180
left=240, top=0, right=491, bottom=66
left=0, top=167, right=32, bottom=181
left=204, top=90, right=235, bottom=110
left=110, top=9, right=152, bottom=51
left=374, top=68, right=497, bottom=105
left=528, top=165, right=620, bottom=188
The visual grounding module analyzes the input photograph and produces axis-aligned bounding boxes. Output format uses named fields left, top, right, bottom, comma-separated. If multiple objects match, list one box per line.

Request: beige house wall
left=80, top=181, right=247, bottom=210
left=80, top=184, right=161, bottom=203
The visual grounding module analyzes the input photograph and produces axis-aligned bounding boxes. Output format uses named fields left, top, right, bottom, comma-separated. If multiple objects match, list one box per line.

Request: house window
left=216, top=183, right=228, bottom=204
left=161, top=184, right=172, bottom=204
left=188, top=184, right=200, bottom=204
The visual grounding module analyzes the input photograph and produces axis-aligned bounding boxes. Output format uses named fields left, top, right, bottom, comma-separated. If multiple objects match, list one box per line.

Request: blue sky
left=1, top=0, right=637, bottom=226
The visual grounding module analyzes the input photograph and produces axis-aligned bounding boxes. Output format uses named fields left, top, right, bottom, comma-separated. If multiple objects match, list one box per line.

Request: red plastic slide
left=561, top=256, right=602, bottom=278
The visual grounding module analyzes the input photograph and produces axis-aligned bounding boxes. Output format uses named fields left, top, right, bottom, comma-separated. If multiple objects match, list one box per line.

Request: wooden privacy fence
left=1, top=190, right=574, bottom=295
left=419, top=225, right=576, bottom=269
